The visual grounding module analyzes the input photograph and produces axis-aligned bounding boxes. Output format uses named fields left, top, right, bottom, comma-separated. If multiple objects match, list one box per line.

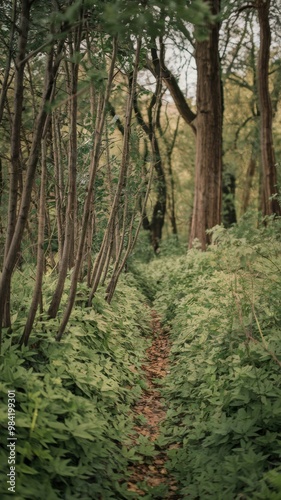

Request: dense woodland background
left=0, top=0, right=280, bottom=341
left=1, top=1, right=281, bottom=499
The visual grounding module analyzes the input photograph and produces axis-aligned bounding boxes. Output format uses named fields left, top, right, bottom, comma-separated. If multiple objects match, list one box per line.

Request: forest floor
left=127, top=310, right=179, bottom=499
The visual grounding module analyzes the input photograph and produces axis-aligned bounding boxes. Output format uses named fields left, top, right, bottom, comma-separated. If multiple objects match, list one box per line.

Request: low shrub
left=149, top=223, right=281, bottom=499
left=0, top=274, right=150, bottom=499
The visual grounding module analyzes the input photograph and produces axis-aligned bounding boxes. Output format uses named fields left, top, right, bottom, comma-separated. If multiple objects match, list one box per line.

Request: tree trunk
left=158, top=109, right=180, bottom=236
left=48, top=31, right=80, bottom=319
left=0, top=41, right=63, bottom=335
left=257, top=0, right=280, bottom=216
left=89, top=39, right=142, bottom=305
left=242, top=154, right=256, bottom=214
left=150, top=46, right=196, bottom=132
left=222, top=172, right=237, bottom=227
left=0, top=0, right=17, bottom=124
left=52, top=113, right=64, bottom=264
left=189, top=0, right=222, bottom=249
left=105, top=143, right=155, bottom=304
left=3, top=0, right=30, bottom=327
left=20, top=135, right=48, bottom=346
left=56, top=37, right=118, bottom=340
left=0, top=159, right=3, bottom=239
left=132, top=78, right=166, bottom=252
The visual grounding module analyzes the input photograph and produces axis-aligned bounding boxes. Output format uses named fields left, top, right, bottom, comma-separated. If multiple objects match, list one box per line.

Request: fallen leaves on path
left=127, top=310, right=180, bottom=498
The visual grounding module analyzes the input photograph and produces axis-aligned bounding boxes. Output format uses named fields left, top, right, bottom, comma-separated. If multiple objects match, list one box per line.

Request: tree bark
left=158, top=108, right=180, bottom=236
left=48, top=29, right=81, bottom=319
left=222, top=172, right=237, bottom=227
left=149, top=47, right=196, bottom=132
left=52, top=113, right=64, bottom=264
left=257, top=0, right=280, bottom=216
left=105, top=142, right=155, bottom=304
left=0, top=159, right=3, bottom=238
left=242, top=154, right=256, bottom=214
left=57, top=37, right=118, bottom=340
left=131, top=77, right=166, bottom=252
left=0, top=0, right=17, bottom=124
left=20, top=135, right=48, bottom=346
left=189, top=0, right=222, bottom=249
left=89, top=39, right=142, bottom=306
left=3, top=0, right=30, bottom=327
left=0, top=40, right=63, bottom=334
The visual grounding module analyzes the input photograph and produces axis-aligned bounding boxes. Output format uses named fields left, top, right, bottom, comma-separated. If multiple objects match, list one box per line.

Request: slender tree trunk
left=56, top=37, right=118, bottom=341
left=106, top=43, right=160, bottom=302
left=105, top=216, right=134, bottom=304
left=101, top=237, right=114, bottom=286
left=167, top=120, right=179, bottom=236
left=0, top=42, right=63, bottom=335
left=89, top=226, right=111, bottom=300
left=87, top=95, right=112, bottom=297
left=91, top=39, right=142, bottom=305
left=86, top=213, right=94, bottom=287
left=222, top=172, right=237, bottom=227
left=242, top=154, right=256, bottom=214
left=140, top=139, right=152, bottom=231
left=88, top=125, right=114, bottom=297
left=52, top=113, right=64, bottom=264
left=131, top=77, right=166, bottom=252
left=189, top=0, right=222, bottom=249
left=257, top=0, right=280, bottom=216
left=3, top=0, right=30, bottom=327
left=20, top=136, right=47, bottom=346
left=48, top=30, right=81, bottom=319
left=0, top=159, right=3, bottom=239
left=149, top=88, right=166, bottom=252
left=0, top=0, right=17, bottom=124
left=105, top=146, right=155, bottom=304
left=157, top=108, right=180, bottom=236
left=44, top=206, right=57, bottom=269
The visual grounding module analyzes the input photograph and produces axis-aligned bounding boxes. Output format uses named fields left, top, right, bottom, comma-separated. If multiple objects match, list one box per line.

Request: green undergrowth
left=145, top=220, right=281, bottom=499
left=0, top=273, right=151, bottom=499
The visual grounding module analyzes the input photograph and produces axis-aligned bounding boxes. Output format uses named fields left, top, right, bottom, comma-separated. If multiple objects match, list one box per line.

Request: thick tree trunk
left=189, top=0, right=222, bottom=249
left=257, top=0, right=280, bottom=216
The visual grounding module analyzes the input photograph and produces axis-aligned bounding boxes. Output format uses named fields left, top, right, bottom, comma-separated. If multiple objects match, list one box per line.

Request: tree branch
left=147, top=43, right=196, bottom=133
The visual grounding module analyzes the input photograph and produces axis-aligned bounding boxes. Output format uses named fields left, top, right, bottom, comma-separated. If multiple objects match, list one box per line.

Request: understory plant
left=150, top=220, right=281, bottom=499
left=0, top=273, right=150, bottom=499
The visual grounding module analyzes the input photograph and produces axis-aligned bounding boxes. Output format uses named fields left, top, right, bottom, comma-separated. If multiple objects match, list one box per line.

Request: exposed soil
left=127, top=310, right=179, bottom=499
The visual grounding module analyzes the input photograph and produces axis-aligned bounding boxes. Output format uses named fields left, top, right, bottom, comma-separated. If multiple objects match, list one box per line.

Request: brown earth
left=127, top=310, right=180, bottom=499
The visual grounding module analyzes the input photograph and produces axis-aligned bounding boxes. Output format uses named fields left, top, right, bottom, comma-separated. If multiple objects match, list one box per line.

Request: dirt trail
left=127, top=310, right=179, bottom=498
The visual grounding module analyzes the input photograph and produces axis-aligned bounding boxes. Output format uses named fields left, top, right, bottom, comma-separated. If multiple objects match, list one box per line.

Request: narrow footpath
left=127, top=310, right=179, bottom=499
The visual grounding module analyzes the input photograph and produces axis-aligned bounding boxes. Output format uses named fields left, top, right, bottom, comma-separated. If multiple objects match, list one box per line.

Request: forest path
left=127, top=310, right=179, bottom=499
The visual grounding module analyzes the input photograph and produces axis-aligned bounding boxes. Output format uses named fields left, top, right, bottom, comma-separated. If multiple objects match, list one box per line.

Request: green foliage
left=101, top=0, right=213, bottom=39
left=146, top=221, right=281, bottom=499
left=0, top=275, right=150, bottom=499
